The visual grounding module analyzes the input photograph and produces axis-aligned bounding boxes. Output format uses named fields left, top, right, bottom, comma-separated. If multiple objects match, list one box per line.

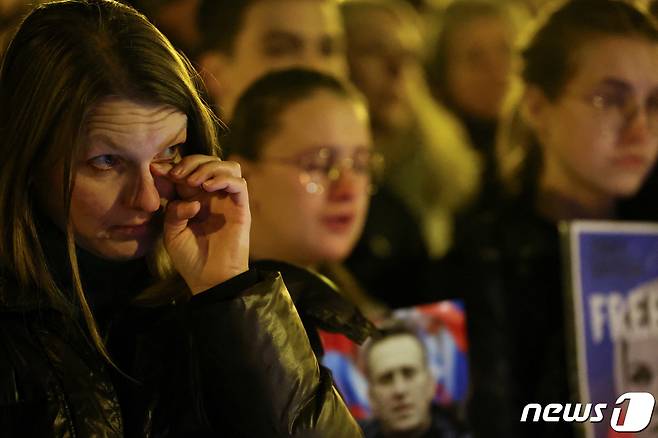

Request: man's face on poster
left=366, top=335, right=436, bottom=435
left=619, top=337, right=658, bottom=437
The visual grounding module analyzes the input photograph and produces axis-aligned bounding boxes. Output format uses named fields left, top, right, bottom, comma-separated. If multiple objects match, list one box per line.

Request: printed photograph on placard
left=320, top=300, right=469, bottom=422
left=562, top=221, right=658, bottom=438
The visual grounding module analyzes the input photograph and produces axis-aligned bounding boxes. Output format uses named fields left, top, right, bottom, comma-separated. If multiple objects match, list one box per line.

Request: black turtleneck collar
left=456, top=111, right=497, bottom=154
left=36, top=215, right=151, bottom=323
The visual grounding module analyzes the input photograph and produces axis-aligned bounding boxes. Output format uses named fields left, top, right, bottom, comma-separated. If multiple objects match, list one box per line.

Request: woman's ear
left=521, top=85, right=551, bottom=140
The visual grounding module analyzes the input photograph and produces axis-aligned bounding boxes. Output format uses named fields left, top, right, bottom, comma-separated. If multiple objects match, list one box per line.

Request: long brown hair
left=0, top=0, right=220, bottom=360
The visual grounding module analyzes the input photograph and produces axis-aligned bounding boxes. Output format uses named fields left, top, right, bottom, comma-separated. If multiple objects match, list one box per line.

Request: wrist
left=187, top=267, right=250, bottom=295
left=188, top=268, right=259, bottom=300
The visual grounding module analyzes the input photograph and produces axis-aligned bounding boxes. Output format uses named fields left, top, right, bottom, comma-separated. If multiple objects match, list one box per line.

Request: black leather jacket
left=0, top=266, right=365, bottom=437
left=252, top=260, right=376, bottom=359
left=359, top=403, right=471, bottom=438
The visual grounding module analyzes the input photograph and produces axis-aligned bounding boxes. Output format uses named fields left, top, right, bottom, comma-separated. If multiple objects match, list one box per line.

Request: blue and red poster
left=562, top=221, right=658, bottom=438
left=320, top=300, right=469, bottom=421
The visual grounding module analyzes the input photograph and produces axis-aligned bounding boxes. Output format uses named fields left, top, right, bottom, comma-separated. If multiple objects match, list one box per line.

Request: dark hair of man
left=197, top=0, right=257, bottom=54
left=224, top=67, right=365, bottom=160
left=361, top=319, right=429, bottom=379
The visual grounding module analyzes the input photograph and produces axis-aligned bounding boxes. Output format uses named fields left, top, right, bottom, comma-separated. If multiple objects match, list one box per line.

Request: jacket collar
left=252, top=259, right=375, bottom=344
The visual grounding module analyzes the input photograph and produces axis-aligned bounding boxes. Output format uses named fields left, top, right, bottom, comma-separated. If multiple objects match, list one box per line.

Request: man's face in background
left=344, top=5, right=423, bottom=133
left=200, top=0, right=347, bottom=119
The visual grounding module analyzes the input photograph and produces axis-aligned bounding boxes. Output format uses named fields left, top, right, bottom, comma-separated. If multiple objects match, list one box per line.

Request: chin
left=606, top=178, right=646, bottom=198
left=316, top=240, right=357, bottom=263
left=313, top=248, right=350, bottom=264
left=89, top=239, right=154, bottom=261
left=389, top=419, right=424, bottom=435
left=387, top=111, right=413, bottom=132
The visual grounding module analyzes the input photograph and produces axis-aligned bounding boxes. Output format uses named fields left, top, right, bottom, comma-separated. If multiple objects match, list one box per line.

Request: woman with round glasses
left=225, top=68, right=386, bottom=355
left=0, top=1, right=363, bottom=436
left=226, top=69, right=380, bottom=269
left=445, top=1, right=658, bottom=437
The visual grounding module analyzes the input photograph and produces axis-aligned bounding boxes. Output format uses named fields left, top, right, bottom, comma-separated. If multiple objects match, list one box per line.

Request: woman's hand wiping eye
left=152, top=143, right=184, bottom=164
left=150, top=154, right=251, bottom=294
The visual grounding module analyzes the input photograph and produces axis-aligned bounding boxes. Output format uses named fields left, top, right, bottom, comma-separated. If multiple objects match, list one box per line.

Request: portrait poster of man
left=562, top=221, right=658, bottom=438
left=319, top=300, right=469, bottom=421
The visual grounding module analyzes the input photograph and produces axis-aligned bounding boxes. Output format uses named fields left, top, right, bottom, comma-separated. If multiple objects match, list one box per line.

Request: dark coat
left=346, top=186, right=437, bottom=309
left=252, top=260, right=376, bottom=359
left=443, top=199, right=575, bottom=438
left=0, top=251, right=364, bottom=437
left=359, top=403, right=470, bottom=438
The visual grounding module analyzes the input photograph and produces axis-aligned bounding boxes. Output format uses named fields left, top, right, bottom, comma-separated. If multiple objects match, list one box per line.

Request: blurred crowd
left=2, top=0, right=658, bottom=437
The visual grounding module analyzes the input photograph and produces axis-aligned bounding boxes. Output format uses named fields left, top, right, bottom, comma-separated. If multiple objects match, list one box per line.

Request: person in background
left=0, top=1, right=363, bottom=436
left=0, top=0, right=44, bottom=54
left=341, top=0, right=479, bottom=308
left=620, top=0, right=658, bottom=222
left=195, top=0, right=347, bottom=119
left=360, top=320, right=469, bottom=438
left=426, top=0, right=515, bottom=203
left=125, top=0, right=202, bottom=57
left=446, top=1, right=658, bottom=436
left=223, top=68, right=385, bottom=357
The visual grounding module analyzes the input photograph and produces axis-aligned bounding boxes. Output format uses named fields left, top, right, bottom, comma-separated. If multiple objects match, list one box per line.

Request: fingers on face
left=150, top=154, right=247, bottom=203
left=163, top=199, right=201, bottom=238
left=186, top=160, right=242, bottom=187
left=201, top=176, right=249, bottom=206
left=169, top=155, right=241, bottom=180
left=150, top=161, right=174, bottom=177
left=163, top=178, right=249, bottom=236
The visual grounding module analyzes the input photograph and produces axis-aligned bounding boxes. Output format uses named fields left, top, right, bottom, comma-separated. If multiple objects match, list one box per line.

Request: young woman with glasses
left=224, top=68, right=386, bottom=357
left=444, top=1, right=658, bottom=437
left=0, top=1, right=363, bottom=436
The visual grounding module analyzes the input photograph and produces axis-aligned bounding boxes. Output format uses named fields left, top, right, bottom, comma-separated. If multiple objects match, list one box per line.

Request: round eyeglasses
left=570, top=88, right=658, bottom=137
left=260, top=146, right=385, bottom=194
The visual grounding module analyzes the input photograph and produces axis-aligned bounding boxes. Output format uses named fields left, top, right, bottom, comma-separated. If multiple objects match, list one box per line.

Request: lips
left=391, top=402, right=415, bottom=416
left=109, top=220, right=154, bottom=239
left=611, top=154, right=650, bottom=169
left=321, top=214, right=356, bottom=233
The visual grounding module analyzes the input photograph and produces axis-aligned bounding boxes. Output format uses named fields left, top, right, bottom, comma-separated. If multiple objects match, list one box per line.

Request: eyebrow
left=320, top=33, right=344, bottom=45
left=596, top=78, right=633, bottom=93
left=89, top=124, right=187, bottom=153
left=262, top=30, right=303, bottom=45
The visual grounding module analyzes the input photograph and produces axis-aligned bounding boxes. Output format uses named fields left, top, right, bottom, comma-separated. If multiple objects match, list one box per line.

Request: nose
left=621, top=104, right=652, bottom=145
left=327, top=167, right=365, bottom=202
left=391, top=373, right=409, bottom=397
left=301, top=48, right=332, bottom=75
left=127, top=168, right=161, bottom=213
left=386, top=56, right=404, bottom=80
left=485, top=50, right=511, bottom=80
